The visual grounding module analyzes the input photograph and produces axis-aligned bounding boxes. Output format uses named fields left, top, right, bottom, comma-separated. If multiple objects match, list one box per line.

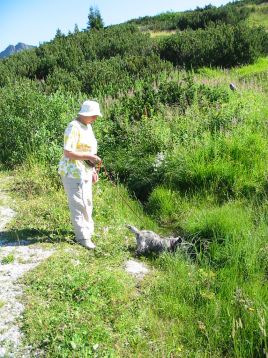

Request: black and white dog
left=126, top=225, right=186, bottom=255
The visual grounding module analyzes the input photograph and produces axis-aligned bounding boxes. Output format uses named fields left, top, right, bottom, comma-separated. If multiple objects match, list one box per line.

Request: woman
left=58, top=100, right=102, bottom=249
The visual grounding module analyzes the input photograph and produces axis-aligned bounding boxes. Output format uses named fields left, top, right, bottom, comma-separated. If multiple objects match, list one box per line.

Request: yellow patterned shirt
left=58, top=119, right=97, bottom=180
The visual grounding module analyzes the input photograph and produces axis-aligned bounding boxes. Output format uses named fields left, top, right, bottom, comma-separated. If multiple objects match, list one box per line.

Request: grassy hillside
left=128, top=1, right=268, bottom=36
left=1, top=1, right=268, bottom=356
left=1, top=58, right=266, bottom=357
left=247, top=2, right=268, bottom=29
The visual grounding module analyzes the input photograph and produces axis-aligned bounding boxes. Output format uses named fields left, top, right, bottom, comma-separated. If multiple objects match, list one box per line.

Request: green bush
left=159, top=23, right=267, bottom=68
left=176, top=5, right=251, bottom=30
left=128, top=3, right=251, bottom=31
left=46, top=67, right=82, bottom=94
left=0, top=79, right=80, bottom=168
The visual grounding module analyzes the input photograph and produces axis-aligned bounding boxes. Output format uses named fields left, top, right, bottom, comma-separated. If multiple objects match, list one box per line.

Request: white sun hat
left=78, top=100, right=102, bottom=117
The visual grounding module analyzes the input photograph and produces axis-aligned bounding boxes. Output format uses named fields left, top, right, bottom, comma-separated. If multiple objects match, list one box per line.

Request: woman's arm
left=64, top=150, right=101, bottom=165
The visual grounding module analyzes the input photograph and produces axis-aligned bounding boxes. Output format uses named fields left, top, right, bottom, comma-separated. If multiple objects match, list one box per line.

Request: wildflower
left=258, top=312, right=267, bottom=338
left=200, top=290, right=215, bottom=300
left=153, top=152, right=165, bottom=171
left=198, top=268, right=216, bottom=280
left=198, top=320, right=206, bottom=332
left=247, top=307, right=255, bottom=312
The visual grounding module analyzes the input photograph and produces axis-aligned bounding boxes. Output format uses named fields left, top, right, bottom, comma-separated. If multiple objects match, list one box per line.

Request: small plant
left=1, top=254, right=15, bottom=265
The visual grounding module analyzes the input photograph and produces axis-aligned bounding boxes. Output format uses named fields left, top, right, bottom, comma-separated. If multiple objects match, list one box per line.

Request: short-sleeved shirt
left=58, top=119, right=97, bottom=180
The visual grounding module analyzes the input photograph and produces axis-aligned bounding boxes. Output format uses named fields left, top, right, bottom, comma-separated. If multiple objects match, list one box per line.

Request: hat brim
left=78, top=111, right=102, bottom=117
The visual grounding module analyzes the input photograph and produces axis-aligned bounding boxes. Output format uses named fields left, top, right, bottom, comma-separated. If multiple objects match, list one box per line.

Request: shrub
left=0, top=79, right=80, bottom=168
left=176, top=5, right=251, bottom=30
left=46, top=67, right=82, bottom=94
left=159, top=23, right=268, bottom=68
left=128, top=3, right=251, bottom=31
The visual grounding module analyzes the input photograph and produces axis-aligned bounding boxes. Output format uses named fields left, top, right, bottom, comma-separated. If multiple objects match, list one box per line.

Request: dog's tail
left=126, top=225, right=140, bottom=235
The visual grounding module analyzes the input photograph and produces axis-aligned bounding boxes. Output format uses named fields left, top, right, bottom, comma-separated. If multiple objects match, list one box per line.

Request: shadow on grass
left=0, top=228, right=75, bottom=247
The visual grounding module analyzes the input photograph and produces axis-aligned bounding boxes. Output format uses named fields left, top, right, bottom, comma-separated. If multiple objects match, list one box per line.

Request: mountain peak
left=0, top=42, right=35, bottom=59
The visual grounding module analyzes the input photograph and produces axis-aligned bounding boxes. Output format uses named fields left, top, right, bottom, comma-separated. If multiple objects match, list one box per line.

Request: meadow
left=0, top=1, right=268, bottom=356
left=0, top=58, right=266, bottom=357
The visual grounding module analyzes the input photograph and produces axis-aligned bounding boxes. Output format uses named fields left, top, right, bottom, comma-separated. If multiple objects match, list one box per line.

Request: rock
left=124, top=259, right=149, bottom=279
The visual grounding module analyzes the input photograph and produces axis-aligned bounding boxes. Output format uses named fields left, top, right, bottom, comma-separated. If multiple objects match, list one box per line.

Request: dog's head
left=170, top=237, right=183, bottom=251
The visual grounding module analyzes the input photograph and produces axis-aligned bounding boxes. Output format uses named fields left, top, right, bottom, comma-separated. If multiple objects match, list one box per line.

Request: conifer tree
left=74, top=23, right=79, bottom=34
left=55, top=28, right=64, bottom=39
left=87, top=6, right=104, bottom=30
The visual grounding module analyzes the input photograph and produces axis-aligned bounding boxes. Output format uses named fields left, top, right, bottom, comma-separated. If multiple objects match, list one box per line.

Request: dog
left=126, top=225, right=184, bottom=255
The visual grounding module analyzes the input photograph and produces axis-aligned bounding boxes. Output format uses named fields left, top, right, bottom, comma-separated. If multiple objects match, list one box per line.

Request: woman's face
left=79, top=115, right=98, bottom=124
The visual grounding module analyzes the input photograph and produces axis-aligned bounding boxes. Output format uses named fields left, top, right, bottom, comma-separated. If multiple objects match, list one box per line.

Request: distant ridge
left=0, top=42, right=35, bottom=59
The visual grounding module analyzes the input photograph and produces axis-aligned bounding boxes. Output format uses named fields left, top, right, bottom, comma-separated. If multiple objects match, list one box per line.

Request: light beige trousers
left=61, top=176, right=94, bottom=244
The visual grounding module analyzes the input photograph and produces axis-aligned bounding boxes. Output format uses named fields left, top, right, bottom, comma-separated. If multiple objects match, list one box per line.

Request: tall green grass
left=9, top=163, right=266, bottom=357
left=1, top=58, right=268, bottom=356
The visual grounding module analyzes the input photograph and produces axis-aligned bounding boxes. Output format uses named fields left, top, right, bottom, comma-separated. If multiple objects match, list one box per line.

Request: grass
left=2, top=58, right=268, bottom=357
left=231, top=57, right=268, bottom=77
left=247, top=4, right=268, bottom=30
left=196, top=57, right=268, bottom=93
left=148, top=30, right=176, bottom=38
left=8, top=165, right=180, bottom=357
left=0, top=300, right=5, bottom=308
left=1, top=253, right=15, bottom=265
left=7, top=152, right=268, bottom=357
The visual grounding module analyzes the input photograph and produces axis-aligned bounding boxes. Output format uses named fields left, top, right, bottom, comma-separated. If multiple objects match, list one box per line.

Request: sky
left=0, top=0, right=232, bottom=51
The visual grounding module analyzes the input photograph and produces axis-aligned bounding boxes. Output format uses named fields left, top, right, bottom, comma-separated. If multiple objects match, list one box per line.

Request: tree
left=87, top=6, right=104, bottom=30
left=54, top=28, right=65, bottom=39
left=74, top=23, right=79, bottom=34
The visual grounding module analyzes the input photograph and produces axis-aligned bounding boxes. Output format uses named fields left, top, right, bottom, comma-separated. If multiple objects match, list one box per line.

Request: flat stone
left=124, top=259, right=149, bottom=279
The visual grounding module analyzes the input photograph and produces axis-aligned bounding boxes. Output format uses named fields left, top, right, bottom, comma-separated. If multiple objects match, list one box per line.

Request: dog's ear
left=175, top=237, right=182, bottom=244
left=173, top=237, right=183, bottom=250
left=135, top=234, right=142, bottom=244
left=169, top=237, right=181, bottom=252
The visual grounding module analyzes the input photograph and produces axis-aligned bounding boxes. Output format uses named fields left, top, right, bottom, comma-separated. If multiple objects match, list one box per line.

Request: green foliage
left=46, top=67, right=82, bottom=94
left=176, top=5, right=251, bottom=30
left=1, top=3, right=268, bottom=356
left=0, top=79, right=80, bottom=168
left=0, top=24, right=166, bottom=100
left=1, top=253, right=15, bottom=264
left=1, top=9, right=267, bottom=97
left=107, top=76, right=229, bottom=126
left=164, top=129, right=268, bottom=200
left=184, top=201, right=252, bottom=242
left=128, top=11, right=181, bottom=31
left=87, top=6, right=104, bottom=30
left=147, top=187, right=179, bottom=222
left=78, top=54, right=172, bottom=97
left=159, top=23, right=267, bottom=68
left=100, top=78, right=233, bottom=199
left=247, top=3, right=268, bottom=30
left=128, top=2, right=251, bottom=31
left=9, top=162, right=267, bottom=358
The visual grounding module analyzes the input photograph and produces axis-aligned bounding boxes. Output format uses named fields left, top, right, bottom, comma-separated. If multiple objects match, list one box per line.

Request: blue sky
left=1, top=0, right=232, bottom=51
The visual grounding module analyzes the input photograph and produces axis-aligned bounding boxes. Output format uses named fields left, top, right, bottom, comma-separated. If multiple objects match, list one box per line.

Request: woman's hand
left=86, top=154, right=102, bottom=166
left=92, top=170, right=99, bottom=184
